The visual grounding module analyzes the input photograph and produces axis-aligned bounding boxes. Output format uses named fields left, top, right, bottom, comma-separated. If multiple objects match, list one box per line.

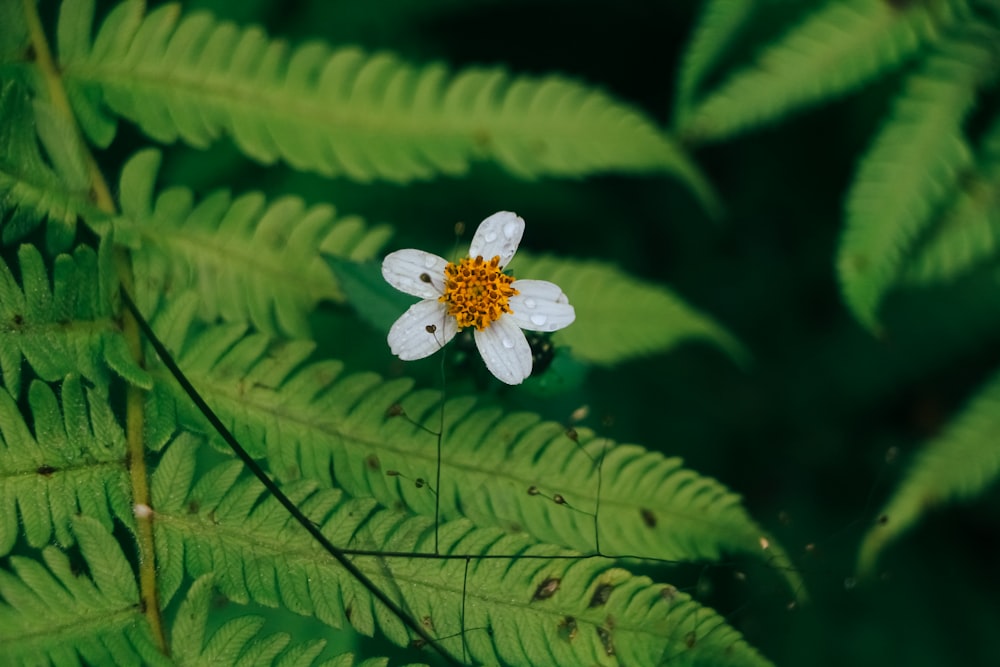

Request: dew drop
left=501, top=338, right=514, bottom=349
left=530, top=314, right=547, bottom=326
left=524, top=298, right=537, bottom=309
left=423, top=255, right=437, bottom=268
left=485, top=231, right=498, bottom=242
left=503, top=221, right=519, bottom=238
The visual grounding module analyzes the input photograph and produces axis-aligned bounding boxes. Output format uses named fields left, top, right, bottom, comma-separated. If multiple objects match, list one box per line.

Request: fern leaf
left=0, top=241, right=150, bottom=397
left=58, top=1, right=716, bottom=213
left=0, top=80, right=93, bottom=253
left=113, top=149, right=391, bottom=338
left=673, top=0, right=755, bottom=127
left=153, top=457, right=775, bottom=667
left=679, top=0, right=970, bottom=143
left=837, top=24, right=998, bottom=330
left=513, top=253, right=748, bottom=366
left=903, top=108, right=1000, bottom=285
left=149, top=317, right=802, bottom=599
left=0, top=515, right=166, bottom=666
left=173, top=574, right=402, bottom=667
left=0, top=376, right=132, bottom=556
left=857, top=369, right=1000, bottom=577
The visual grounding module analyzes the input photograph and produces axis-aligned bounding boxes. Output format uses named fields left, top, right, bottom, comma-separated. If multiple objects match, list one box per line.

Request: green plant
left=672, top=0, right=1000, bottom=579
left=0, top=1, right=801, bottom=666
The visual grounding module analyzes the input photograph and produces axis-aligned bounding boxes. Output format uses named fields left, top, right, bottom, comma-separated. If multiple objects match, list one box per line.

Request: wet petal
left=474, top=316, right=532, bottom=384
left=508, top=280, right=575, bottom=332
left=468, top=211, right=524, bottom=269
left=382, top=249, right=448, bottom=298
left=387, top=299, right=457, bottom=360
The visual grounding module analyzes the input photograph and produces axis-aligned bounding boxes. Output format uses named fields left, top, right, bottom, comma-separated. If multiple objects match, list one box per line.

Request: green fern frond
left=57, top=0, right=716, bottom=213
left=148, top=317, right=800, bottom=599
left=114, top=149, right=391, bottom=338
left=0, top=241, right=150, bottom=397
left=903, top=108, right=1000, bottom=285
left=837, top=24, right=998, bottom=330
left=153, top=453, right=775, bottom=667
left=172, top=574, right=383, bottom=667
left=0, top=80, right=92, bottom=253
left=679, top=0, right=970, bottom=143
left=673, top=0, right=755, bottom=127
left=857, top=368, right=1000, bottom=577
left=0, top=515, right=165, bottom=666
left=513, top=253, right=748, bottom=366
left=0, top=375, right=133, bottom=556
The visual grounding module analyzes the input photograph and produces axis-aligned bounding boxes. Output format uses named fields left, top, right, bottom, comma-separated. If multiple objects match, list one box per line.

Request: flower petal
left=474, top=316, right=532, bottom=385
left=468, top=211, right=524, bottom=268
left=387, top=299, right=457, bottom=360
left=508, top=279, right=575, bottom=332
left=382, top=249, right=448, bottom=298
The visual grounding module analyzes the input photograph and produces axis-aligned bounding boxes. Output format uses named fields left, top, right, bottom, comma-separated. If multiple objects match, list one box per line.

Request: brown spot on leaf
left=532, top=577, right=560, bottom=601
left=596, top=625, right=615, bottom=656
left=589, top=583, right=614, bottom=608
left=37, top=465, right=56, bottom=477
left=558, top=616, right=577, bottom=642
left=365, top=454, right=380, bottom=470
left=640, top=508, right=656, bottom=528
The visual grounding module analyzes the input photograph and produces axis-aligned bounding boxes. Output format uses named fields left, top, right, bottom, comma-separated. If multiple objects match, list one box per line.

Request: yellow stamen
left=440, top=255, right=518, bottom=330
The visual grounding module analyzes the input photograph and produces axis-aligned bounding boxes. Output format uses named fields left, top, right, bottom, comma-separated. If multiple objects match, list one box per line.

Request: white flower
left=381, top=211, right=575, bottom=385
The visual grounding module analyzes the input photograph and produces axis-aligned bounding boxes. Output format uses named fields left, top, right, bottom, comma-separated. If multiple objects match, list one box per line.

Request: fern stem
left=22, top=0, right=168, bottom=654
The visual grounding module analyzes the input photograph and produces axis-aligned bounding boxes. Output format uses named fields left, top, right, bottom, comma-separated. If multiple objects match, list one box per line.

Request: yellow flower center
left=440, top=255, right=518, bottom=330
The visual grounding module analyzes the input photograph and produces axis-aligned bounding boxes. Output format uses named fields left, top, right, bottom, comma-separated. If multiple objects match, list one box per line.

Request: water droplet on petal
left=530, top=314, right=547, bottom=326
left=501, top=338, right=514, bottom=349
left=524, top=298, right=537, bottom=309
left=485, top=231, right=498, bottom=242
left=424, top=255, right=437, bottom=268
left=503, top=221, right=519, bottom=238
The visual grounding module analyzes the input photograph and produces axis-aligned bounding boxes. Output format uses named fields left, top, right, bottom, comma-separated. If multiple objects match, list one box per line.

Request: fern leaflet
left=0, top=241, right=150, bottom=397
left=513, top=253, right=748, bottom=366
left=152, top=449, right=775, bottom=667
left=903, top=107, right=1000, bottom=285
left=673, top=0, right=755, bottom=128
left=0, top=375, right=134, bottom=556
left=837, top=23, right=998, bottom=330
left=113, top=149, right=391, bottom=339
left=857, top=368, right=1000, bottom=576
left=146, top=313, right=802, bottom=599
left=679, top=0, right=970, bottom=143
left=0, top=80, right=93, bottom=253
left=0, top=516, right=165, bottom=666
left=58, top=0, right=716, bottom=213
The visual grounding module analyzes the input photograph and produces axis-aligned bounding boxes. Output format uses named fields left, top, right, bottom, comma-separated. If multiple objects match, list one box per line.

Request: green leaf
left=903, top=108, right=1000, bottom=285
left=857, top=369, right=1000, bottom=577
left=154, top=458, right=775, bottom=667
left=674, top=0, right=755, bottom=127
left=837, top=24, right=998, bottom=330
left=0, top=80, right=94, bottom=253
left=513, top=253, right=749, bottom=367
left=0, top=376, right=132, bottom=556
left=149, top=317, right=801, bottom=600
left=0, top=241, right=151, bottom=398
left=679, top=0, right=970, bottom=143
left=0, top=515, right=165, bottom=666
left=172, top=574, right=394, bottom=667
left=114, top=149, right=392, bottom=339
left=59, top=2, right=717, bottom=213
